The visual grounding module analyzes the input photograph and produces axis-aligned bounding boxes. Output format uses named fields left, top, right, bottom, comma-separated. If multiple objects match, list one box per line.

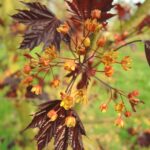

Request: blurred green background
left=0, top=0, right=150, bottom=150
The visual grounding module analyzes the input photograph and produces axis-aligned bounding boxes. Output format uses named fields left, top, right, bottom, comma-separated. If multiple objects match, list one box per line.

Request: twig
left=114, top=40, right=142, bottom=51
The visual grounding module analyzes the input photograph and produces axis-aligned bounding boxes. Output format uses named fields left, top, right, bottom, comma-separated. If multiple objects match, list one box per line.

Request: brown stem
left=113, top=40, right=142, bottom=51
left=65, top=75, right=77, bottom=94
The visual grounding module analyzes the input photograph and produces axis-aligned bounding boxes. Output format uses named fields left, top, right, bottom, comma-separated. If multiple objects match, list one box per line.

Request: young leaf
left=65, top=0, right=114, bottom=23
left=144, top=40, right=150, bottom=66
left=12, top=2, right=70, bottom=50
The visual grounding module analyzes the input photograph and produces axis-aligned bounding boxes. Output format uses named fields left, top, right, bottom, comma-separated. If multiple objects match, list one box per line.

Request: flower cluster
left=99, top=89, right=142, bottom=127
left=18, top=2, right=141, bottom=130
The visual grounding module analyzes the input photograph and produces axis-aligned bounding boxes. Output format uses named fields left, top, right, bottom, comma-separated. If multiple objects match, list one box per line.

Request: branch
left=114, top=40, right=142, bottom=51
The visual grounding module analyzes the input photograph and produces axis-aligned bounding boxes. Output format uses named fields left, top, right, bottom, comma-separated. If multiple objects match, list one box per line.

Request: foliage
left=0, top=0, right=150, bottom=150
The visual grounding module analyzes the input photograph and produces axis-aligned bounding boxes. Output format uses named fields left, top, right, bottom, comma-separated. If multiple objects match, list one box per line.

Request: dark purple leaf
left=25, top=100, right=86, bottom=150
left=65, top=0, right=114, bottom=23
left=26, top=100, right=60, bottom=129
left=12, top=2, right=70, bottom=50
left=144, top=40, right=150, bottom=66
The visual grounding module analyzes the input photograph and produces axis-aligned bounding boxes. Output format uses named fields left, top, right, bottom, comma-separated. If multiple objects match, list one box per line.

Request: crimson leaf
left=12, top=2, right=70, bottom=50
left=65, top=0, right=114, bottom=23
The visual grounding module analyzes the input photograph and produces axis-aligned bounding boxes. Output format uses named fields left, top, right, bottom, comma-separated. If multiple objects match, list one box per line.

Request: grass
left=0, top=43, right=150, bottom=150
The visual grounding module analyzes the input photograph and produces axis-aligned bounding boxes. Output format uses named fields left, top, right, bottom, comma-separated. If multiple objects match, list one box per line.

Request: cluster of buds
left=21, top=45, right=60, bottom=95
left=98, top=50, right=132, bottom=77
left=99, top=90, right=141, bottom=127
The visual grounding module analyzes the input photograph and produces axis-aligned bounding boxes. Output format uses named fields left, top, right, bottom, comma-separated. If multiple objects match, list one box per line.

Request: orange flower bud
left=123, top=31, right=129, bottom=38
left=115, top=117, right=124, bottom=128
left=84, top=19, right=100, bottom=32
left=50, top=79, right=60, bottom=88
left=23, top=76, right=33, bottom=84
left=74, top=89, right=88, bottom=104
left=99, top=103, right=108, bottom=112
left=39, top=57, right=50, bottom=66
left=64, top=60, right=76, bottom=71
left=65, top=116, right=76, bottom=128
left=128, top=90, right=140, bottom=104
left=128, top=90, right=139, bottom=98
left=23, top=64, right=31, bottom=74
left=60, top=92, right=74, bottom=110
left=115, top=102, right=124, bottom=113
left=31, top=85, right=42, bottom=95
left=124, top=111, right=131, bottom=118
left=101, top=51, right=118, bottom=66
left=77, top=45, right=86, bottom=55
left=97, top=37, right=106, bottom=47
left=47, top=110, right=58, bottom=121
left=57, top=23, right=70, bottom=34
left=104, top=66, right=114, bottom=77
left=83, top=37, right=91, bottom=47
left=91, top=9, right=101, bottom=19
left=121, top=56, right=132, bottom=71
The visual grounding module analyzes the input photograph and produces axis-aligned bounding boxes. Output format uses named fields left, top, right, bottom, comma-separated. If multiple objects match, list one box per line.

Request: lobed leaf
left=25, top=100, right=86, bottom=150
left=12, top=2, right=70, bottom=51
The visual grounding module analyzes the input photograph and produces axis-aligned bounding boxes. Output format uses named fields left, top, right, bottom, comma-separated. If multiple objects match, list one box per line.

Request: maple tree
left=0, top=0, right=149, bottom=150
